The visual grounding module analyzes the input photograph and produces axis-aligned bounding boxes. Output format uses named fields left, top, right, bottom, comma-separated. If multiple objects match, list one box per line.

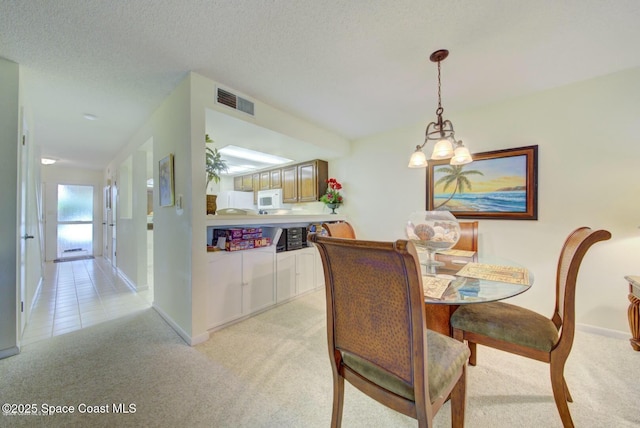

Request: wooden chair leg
left=331, top=375, right=345, bottom=428
left=468, top=342, right=477, bottom=366
left=450, top=365, right=467, bottom=428
left=563, top=376, right=573, bottom=403
left=550, top=361, right=574, bottom=428
left=452, top=328, right=476, bottom=366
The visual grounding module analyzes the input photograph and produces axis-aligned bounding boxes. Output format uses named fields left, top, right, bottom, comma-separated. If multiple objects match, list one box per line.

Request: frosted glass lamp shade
left=431, top=139, right=454, bottom=159
left=408, top=149, right=428, bottom=168
left=450, top=146, right=473, bottom=165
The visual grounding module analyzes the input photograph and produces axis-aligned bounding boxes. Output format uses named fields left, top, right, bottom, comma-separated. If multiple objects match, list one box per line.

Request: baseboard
left=576, top=323, right=629, bottom=340
left=151, top=303, right=209, bottom=346
left=117, top=268, right=137, bottom=292
left=0, top=346, right=19, bottom=360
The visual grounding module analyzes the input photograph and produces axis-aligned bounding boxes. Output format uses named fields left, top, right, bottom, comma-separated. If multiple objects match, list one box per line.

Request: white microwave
left=257, top=189, right=283, bottom=210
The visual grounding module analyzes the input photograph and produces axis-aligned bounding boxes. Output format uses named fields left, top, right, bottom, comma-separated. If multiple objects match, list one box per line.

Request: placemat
left=455, top=262, right=530, bottom=285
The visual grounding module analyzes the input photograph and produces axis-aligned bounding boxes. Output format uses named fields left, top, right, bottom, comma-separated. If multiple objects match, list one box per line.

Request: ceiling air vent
left=216, top=87, right=255, bottom=116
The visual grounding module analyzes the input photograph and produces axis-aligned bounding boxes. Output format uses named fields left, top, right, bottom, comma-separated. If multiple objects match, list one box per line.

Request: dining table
left=420, top=249, right=534, bottom=336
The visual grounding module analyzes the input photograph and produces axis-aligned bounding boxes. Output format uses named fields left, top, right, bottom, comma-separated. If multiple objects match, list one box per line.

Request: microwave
left=257, top=189, right=283, bottom=210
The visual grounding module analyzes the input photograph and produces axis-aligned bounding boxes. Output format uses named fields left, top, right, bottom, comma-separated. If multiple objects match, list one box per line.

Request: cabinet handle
left=242, top=282, right=249, bottom=286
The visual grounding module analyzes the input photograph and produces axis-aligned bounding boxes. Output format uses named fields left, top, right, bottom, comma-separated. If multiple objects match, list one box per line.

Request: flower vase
left=326, top=203, right=339, bottom=214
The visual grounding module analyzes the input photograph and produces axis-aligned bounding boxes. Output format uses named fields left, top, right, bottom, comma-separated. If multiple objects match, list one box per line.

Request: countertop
left=206, top=213, right=346, bottom=227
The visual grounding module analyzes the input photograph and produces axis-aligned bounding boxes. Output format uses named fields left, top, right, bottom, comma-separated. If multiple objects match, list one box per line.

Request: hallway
left=21, top=257, right=152, bottom=346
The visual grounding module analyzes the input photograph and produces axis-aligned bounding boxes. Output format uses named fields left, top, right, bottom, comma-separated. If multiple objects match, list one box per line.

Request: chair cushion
left=342, top=330, right=470, bottom=403
left=450, top=302, right=559, bottom=352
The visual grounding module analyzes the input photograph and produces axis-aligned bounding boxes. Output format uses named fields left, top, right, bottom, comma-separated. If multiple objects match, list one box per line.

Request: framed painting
left=426, top=145, right=538, bottom=220
left=159, top=154, right=175, bottom=207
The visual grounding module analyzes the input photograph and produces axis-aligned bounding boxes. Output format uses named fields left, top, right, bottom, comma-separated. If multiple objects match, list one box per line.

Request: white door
left=56, top=184, right=94, bottom=260
left=18, top=130, right=30, bottom=337
left=103, top=185, right=110, bottom=262
left=111, top=182, right=117, bottom=266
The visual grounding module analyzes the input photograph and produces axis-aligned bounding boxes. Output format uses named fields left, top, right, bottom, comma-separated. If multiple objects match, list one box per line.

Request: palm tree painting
left=428, top=146, right=538, bottom=219
left=433, top=165, right=484, bottom=209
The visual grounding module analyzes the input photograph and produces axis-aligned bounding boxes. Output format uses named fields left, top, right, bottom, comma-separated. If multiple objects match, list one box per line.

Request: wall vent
left=216, top=87, right=255, bottom=116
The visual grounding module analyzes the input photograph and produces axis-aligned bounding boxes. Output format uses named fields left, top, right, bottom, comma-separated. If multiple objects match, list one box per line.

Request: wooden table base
left=425, top=303, right=459, bottom=336
left=629, top=293, right=640, bottom=351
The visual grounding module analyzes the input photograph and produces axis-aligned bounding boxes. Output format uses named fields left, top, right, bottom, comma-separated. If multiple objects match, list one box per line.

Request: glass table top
left=421, top=251, right=533, bottom=305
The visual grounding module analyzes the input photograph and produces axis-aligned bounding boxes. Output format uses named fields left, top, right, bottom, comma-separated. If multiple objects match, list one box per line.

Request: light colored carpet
left=1, top=289, right=638, bottom=427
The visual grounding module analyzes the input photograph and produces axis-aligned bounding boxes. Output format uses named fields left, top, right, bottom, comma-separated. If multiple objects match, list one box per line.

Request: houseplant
left=320, top=178, right=343, bottom=214
left=205, top=134, right=228, bottom=214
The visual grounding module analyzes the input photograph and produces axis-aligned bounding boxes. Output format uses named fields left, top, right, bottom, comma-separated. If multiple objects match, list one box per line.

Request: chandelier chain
left=437, top=60, right=442, bottom=112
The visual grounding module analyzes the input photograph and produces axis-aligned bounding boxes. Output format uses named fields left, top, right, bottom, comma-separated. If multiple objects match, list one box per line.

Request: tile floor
left=21, top=257, right=152, bottom=346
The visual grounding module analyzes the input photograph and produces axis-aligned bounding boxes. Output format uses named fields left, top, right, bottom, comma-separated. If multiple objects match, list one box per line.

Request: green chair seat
left=342, top=330, right=470, bottom=402
left=450, top=302, right=559, bottom=352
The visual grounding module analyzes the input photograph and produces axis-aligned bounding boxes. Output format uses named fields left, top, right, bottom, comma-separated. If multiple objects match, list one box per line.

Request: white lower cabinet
left=207, top=250, right=275, bottom=330
left=276, top=247, right=318, bottom=303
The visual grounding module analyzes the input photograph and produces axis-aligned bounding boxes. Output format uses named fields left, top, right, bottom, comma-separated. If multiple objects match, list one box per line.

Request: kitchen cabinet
left=207, top=249, right=275, bottom=329
left=233, top=176, right=243, bottom=191
left=270, top=169, right=281, bottom=189
left=282, top=165, right=298, bottom=203
left=259, top=171, right=270, bottom=190
left=230, top=160, right=326, bottom=202
left=252, top=173, right=260, bottom=204
left=276, top=247, right=318, bottom=303
left=241, top=174, right=253, bottom=192
left=282, top=160, right=328, bottom=203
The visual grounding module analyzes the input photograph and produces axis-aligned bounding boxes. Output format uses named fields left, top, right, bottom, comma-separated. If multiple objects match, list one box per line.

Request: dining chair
left=450, top=227, right=611, bottom=428
left=308, top=234, right=470, bottom=427
left=452, top=221, right=478, bottom=252
left=322, top=221, right=356, bottom=239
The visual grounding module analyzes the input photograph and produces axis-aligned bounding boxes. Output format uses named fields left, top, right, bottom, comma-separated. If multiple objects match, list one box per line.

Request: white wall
left=41, top=165, right=105, bottom=261
left=337, top=67, right=640, bottom=333
left=106, top=71, right=349, bottom=344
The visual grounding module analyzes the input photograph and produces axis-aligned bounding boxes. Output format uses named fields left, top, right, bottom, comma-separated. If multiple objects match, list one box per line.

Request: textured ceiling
left=2, top=0, right=640, bottom=170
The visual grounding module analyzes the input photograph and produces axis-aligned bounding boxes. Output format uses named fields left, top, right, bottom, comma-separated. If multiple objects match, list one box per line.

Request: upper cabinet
left=231, top=160, right=328, bottom=203
left=233, top=176, right=243, bottom=191
left=282, top=165, right=298, bottom=203
left=270, top=169, right=281, bottom=189
left=282, top=160, right=328, bottom=203
left=259, top=171, right=271, bottom=190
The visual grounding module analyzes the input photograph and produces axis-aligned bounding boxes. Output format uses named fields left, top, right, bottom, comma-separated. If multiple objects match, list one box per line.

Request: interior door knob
left=23, top=234, right=34, bottom=239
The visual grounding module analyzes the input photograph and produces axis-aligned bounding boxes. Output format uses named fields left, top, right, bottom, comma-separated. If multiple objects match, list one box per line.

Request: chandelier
left=408, top=49, right=472, bottom=168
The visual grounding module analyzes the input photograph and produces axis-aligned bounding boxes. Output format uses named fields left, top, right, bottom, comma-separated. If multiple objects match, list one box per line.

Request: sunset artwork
left=426, top=146, right=538, bottom=220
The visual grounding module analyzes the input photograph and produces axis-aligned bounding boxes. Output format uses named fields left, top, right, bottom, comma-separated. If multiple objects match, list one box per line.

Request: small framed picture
left=159, top=154, right=175, bottom=207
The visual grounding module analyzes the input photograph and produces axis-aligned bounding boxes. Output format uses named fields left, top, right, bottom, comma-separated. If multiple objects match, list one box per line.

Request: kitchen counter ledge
left=206, top=213, right=346, bottom=227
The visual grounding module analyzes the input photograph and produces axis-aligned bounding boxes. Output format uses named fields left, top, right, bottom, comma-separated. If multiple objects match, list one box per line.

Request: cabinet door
left=270, top=169, right=282, bottom=189
left=297, top=162, right=316, bottom=202
left=276, top=252, right=296, bottom=302
left=242, top=174, right=253, bottom=191
left=296, top=248, right=316, bottom=295
left=207, top=253, right=243, bottom=329
left=233, top=176, right=243, bottom=191
left=252, top=173, right=260, bottom=204
left=259, top=171, right=270, bottom=190
left=282, top=165, right=298, bottom=203
left=242, top=251, right=275, bottom=314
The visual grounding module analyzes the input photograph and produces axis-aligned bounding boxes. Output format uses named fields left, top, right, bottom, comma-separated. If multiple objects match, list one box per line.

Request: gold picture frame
left=426, top=145, right=538, bottom=220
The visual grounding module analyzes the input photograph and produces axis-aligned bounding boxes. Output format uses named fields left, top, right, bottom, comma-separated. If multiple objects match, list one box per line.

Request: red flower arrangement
left=320, top=178, right=344, bottom=205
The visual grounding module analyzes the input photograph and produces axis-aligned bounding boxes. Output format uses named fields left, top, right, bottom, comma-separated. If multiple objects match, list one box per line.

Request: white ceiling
left=2, top=0, right=640, bottom=170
